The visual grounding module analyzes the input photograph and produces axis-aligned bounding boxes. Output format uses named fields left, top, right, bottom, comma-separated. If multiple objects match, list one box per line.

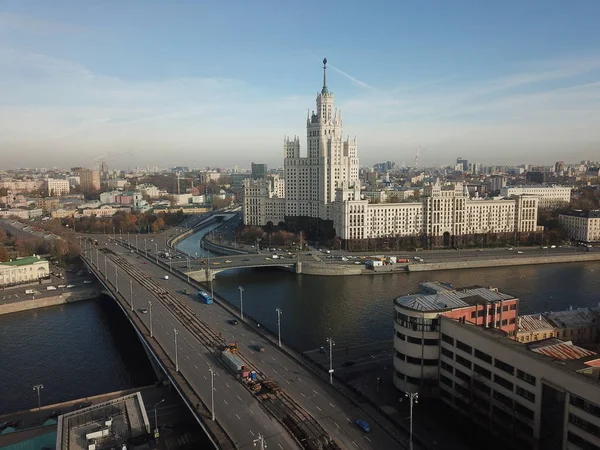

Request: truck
left=271, top=254, right=279, bottom=259
left=221, top=351, right=245, bottom=373
left=25, top=289, right=35, bottom=294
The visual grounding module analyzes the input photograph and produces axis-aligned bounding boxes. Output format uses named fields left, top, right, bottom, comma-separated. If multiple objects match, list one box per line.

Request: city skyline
left=1, top=1, right=599, bottom=169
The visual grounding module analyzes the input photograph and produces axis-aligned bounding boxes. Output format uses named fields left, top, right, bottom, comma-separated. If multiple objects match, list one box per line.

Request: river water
left=175, top=229, right=600, bottom=352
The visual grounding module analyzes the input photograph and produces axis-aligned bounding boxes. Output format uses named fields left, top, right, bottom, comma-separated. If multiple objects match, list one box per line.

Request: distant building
left=488, top=176, right=507, bottom=192
left=525, top=171, right=546, bottom=184
left=0, top=180, right=44, bottom=193
left=199, top=172, right=221, bottom=184
left=251, top=163, right=268, bottom=180
left=100, top=160, right=109, bottom=179
left=107, top=179, right=128, bottom=190
left=35, top=197, right=60, bottom=213
left=45, top=178, right=70, bottom=196
left=79, top=169, right=101, bottom=192
left=0, top=255, right=49, bottom=288
left=501, top=185, right=572, bottom=209
left=559, top=210, right=600, bottom=243
left=137, top=183, right=160, bottom=199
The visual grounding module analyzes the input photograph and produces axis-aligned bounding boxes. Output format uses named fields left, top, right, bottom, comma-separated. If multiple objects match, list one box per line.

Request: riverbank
left=0, top=287, right=100, bottom=315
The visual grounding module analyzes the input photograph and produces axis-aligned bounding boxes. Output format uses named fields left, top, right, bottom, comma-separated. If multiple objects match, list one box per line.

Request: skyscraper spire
left=321, top=58, right=329, bottom=95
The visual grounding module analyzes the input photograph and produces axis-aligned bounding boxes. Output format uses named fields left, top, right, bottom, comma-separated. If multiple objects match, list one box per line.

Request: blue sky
left=1, top=0, right=599, bottom=169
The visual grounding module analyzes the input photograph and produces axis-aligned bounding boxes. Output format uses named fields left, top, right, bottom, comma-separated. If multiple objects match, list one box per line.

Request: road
left=89, top=236, right=407, bottom=450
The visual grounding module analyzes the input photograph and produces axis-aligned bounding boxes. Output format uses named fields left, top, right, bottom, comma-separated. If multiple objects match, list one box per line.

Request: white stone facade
left=559, top=211, right=600, bottom=242
left=46, top=178, right=70, bottom=196
left=500, top=185, right=572, bottom=209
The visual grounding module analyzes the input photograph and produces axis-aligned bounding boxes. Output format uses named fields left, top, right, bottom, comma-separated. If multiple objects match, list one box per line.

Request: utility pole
left=153, top=399, right=164, bottom=437
left=127, top=232, right=130, bottom=248
left=155, top=243, right=158, bottom=263
left=174, top=328, right=179, bottom=372
left=209, top=366, right=216, bottom=421
left=327, top=337, right=335, bottom=384
left=406, top=391, right=419, bottom=450
left=135, top=234, right=138, bottom=252
left=33, top=384, right=43, bottom=410
left=238, top=286, right=244, bottom=320
left=144, top=238, right=147, bottom=257
left=130, top=279, right=134, bottom=311
left=253, top=433, right=267, bottom=449
left=95, top=247, right=99, bottom=268
left=104, top=255, right=107, bottom=279
left=115, top=264, right=119, bottom=292
left=148, top=301, right=154, bottom=337
left=276, top=308, right=282, bottom=347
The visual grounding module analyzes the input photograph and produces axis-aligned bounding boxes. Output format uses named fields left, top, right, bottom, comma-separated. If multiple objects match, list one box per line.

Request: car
left=58, top=284, right=66, bottom=288
left=139, top=308, right=148, bottom=314
left=227, top=319, right=239, bottom=325
left=76, top=402, right=92, bottom=410
left=507, top=247, right=513, bottom=251
left=356, top=419, right=370, bottom=432
left=551, top=245, right=557, bottom=249
left=343, top=360, right=355, bottom=367
left=225, top=260, right=232, bottom=263
left=517, top=251, right=524, bottom=254
left=66, top=284, right=75, bottom=288
left=143, top=261, right=148, bottom=264
left=83, top=280, right=93, bottom=284
left=252, top=344, right=266, bottom=352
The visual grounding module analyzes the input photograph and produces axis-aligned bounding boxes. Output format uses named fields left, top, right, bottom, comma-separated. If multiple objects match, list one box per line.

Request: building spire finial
left=321, top=58, right=329, bottom=95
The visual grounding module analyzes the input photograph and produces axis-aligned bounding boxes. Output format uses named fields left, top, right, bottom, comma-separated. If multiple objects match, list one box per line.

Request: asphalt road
left=95, top=245, right=301, bottom=450
left=92, top=237, right=406, bottom=450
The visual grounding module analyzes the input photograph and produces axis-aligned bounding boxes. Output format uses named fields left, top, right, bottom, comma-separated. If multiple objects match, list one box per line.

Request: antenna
left=414, top=146, right=423, bottom=171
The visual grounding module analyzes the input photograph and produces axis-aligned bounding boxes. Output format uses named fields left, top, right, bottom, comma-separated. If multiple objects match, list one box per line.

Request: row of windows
left=396, top=331, right=439, bottom=346
left=571, top=393, right=600, bottom=419
left=570, top=414, right=600, bottom=439
left=395, top=350, right=438, bottom=366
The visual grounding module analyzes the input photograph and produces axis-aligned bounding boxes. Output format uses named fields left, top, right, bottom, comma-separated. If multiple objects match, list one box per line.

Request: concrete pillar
left=295, top=262, right=302, bottom=274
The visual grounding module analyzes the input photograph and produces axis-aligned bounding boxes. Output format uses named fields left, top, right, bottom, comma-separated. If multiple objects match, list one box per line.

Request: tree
left=152, top=217, right=165, bottom=232
left=0, top=246, right=9, bottom=262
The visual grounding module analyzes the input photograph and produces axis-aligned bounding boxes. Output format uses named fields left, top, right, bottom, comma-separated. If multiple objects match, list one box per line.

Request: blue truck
left=198, top=290, right=214, bottom=304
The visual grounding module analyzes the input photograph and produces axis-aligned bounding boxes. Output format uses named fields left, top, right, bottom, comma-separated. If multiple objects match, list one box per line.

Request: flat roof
left=56, top=392, right=149, bottom=450
left=395, top=284, right=516, bottom=312
left=0, top=256, right=45, bottom=266
left=545, top=308, right=600, bottom=328
left=560, top=210, right=600, bottom=219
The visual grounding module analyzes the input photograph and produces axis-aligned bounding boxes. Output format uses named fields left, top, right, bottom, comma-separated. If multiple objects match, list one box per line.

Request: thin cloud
left=329, top=65, right=377, bottom=92
left=0, top=12, right=86, bottom=34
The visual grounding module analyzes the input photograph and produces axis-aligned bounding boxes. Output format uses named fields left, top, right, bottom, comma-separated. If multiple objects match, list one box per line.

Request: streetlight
left=253, top=433, right=267, bottom=449
left=104, top=255, right=107, bottom=280
left=153, top=399, right=165, bottom=436
left=135, top=234, right=138, bottom=252
left=144, top=238, right=147, bottom=258
left=155, top=243, right=158, bottom=263
left=130, top=279, right=133, bottom=311
left=209, top=366, right=216, bottom=421
left=405, top=391, right=419, bottom=450
left=173, top=328, right=179, bottom=372
left=114, top=264, right=119, bottom=292
left=148, top=300, right=154, bottom=337
left=127, top=232, right=130, bottom=248
left=238, top=286, right=244, bottom=321
left=33, top=384, right=43, bottom=410
left=276, top=308, right=282, bottom=347
left=113, top=226, right=115, bottom=241
left=327, top=337, right=335, bottom=384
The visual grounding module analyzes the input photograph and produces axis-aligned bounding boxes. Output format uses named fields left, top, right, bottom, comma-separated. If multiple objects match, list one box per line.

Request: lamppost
left=153, top=399, right=164, bottom=436
left=33, top=384, right=43, bottom=410
left=104, top=255, right=107, bottom=280
left=130, top=279, right=133, bottom=311
left=95, top=247, right=99, bottom=269
left=406, top=392, right=419, bottom=450
left=276, top=308, right=282, bottom=347
left=327, top=337, right=335, bottom=384
left=144, top=238, right=147, bottom=258
left=238, top=286, right=244, bottom=321
left=127, top=232, right=130, bottom=248
left=114, top=264, right=118, bottom=292
left=253, top=433, right=267, bottom=449
left=173, top=328, right=179, bottom=372
left=155, top=243, right=158, bottom=263
left=135, top=234, right=138, bottom=252
left=113, top=226, right=115, bottom=241
left=148, top=300, right=154, bottom=337
left=209, top=366, right=216, bottom=421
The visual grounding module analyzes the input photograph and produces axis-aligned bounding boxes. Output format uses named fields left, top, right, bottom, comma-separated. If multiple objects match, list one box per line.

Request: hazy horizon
left=1, top=1, right=599, bottom=170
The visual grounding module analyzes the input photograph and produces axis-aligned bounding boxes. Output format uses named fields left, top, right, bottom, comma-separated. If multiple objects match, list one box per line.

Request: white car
left=58, top=284, right=66, bottom=288
left=139, top=308, right=148, bottom=314
left=66, top=284, right=75, bottom=288
left=83, top=280, right=93, bottom=284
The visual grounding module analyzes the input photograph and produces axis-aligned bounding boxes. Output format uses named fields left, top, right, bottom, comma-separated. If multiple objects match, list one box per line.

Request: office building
left=526, top=172, right=546, bottom=184
left=501, top=185, right=572, bottom=209
left=45, top=178, right=70, bottom=196
left=100, top=160, right=109, bottom=179
left=559, top=210, right=600, bottom=243
left=251, top=163, right=268, bottom=180
left=79, top=169, right=101, bottom=192
left=0, top=255, right=50, bottom=288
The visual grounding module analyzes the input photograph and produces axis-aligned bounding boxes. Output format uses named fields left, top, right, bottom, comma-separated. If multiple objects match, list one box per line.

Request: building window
left=423, top=358, right=438, bottom=366
left=515, top=401, right=534, bottom=420
left=570, top=414, right=600, bottom=439
left=406, top=356, right=421, bottom=365
left=494, top=358, right=515, bottom=376
left=396, top=331, right=405, bottom=341
left=440, top=374, right=453, bottom=387
left=441, top=333, right=454, bottom=345
left=456, top=340, right=472, bottom=355
left=571, top=394, right=600, bottom=419
left=567, top=431, right=600, bottom=450
left=424, top=338, right=439, bottom=346
left=494, top=374, right=514, bottom=392
left=407, top=335, right=422, bottom=345
left=516, top=386, right=535, bottom=403
left=474, top=349, right=492, bottom=364
left=395, top=350, right=406, bottom=361
left=440, top=360, right=453, bottom=373
left=516, top=369, right=536, bottom=386
left=455, top=354, right=472, bottom=370
left=473, top=379, right=491, bottom=395
left=493, top=390, right=513, bottom=408
left=441, top=348, right=454, bottom=359
left=455, top=368, right=471, bottom=384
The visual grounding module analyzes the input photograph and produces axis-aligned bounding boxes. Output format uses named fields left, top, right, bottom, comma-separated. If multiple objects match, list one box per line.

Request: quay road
left=162, top=242, right=592, bottom=273
left=88, top=237, right=408, bottom=450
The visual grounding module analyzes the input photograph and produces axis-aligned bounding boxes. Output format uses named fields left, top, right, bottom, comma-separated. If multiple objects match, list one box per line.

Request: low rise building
left=35, top=197, right=61, bottom=213
left=51, top=208, right=76, bottom=218
left=501, top=185, right=572, bottom=209
left=45, top=178, right=70, bottom=196
left=0, top=208, right=42, bottom=219
left=80, top=205, right=129, bottom=217
left=515, top=314, right=558, bottom=343
left=137, top=183, right=160, bottom=199
left=152, top=205, right=211, bottom=215
left=559, top=210, right=600, bottom=243
left=0, top=255, right=50, bottom=288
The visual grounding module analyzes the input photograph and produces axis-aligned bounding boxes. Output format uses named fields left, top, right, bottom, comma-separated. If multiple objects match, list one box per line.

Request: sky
left=0, top=0, right=599, bottom=170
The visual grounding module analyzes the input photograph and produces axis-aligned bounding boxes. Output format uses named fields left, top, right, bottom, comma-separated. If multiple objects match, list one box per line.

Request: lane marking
left=249, top=409, right=254, bottom=415
left=301, top=393, right=306, bottom=397
left=225, top=382, right=230, bottom=388
left=352, top=441, right=358, bottom=447
left=278, top=444, right=283, bottom=449
left=263, top=424, right=269, bottom=431
left=330, top=403, right=335, bottom=408
left=285, top=380, right=290, bottom=384
left=316, top=406, right=322, bottom=411
left=272, top=357, right=276, bottom=361
left=283, top=366, right=288, bottom=371
left=347, top=417, right=351, bottom=423
left=235, top=413, right=241, bottom=420
left=312, top=390, right=318, bottom=395
left=194, top=365, right=198, bottom=369
left=249, top=430, right=255, bottom=436
left=364, top=436, right=371, bottom=442
left=186, top=355, right=190, bottom=360
left=273, top=369, right=278, bottom=374
left=237, top=395, right=242, bottom=401
left=203, top=375, right=207, bottom=380
left=298, top=377, right=303, bottom=382
left=334, top=422, right=339, bottom=428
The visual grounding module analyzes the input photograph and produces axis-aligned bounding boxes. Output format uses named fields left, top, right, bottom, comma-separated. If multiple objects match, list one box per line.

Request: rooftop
left=56, top=392, right=149, bottom=450
left=517, top=314, right=556, bottom=332
left=0, top=255, right=45, bottom=266
left=528, top=338, right=598, bottom=362
left=545, top=308, right=600, bottom=328
left=561, top=209, right=600, bottom=219
left=395, top=283, right=516, bottom=312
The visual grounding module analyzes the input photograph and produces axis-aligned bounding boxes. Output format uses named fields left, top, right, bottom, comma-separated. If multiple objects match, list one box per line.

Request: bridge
left=80, top=236, right=408, bottom=450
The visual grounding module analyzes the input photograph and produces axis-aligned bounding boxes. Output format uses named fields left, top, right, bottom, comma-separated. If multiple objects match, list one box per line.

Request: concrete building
left=35, top=197, right=60, bottom=213
left=488, top=176, right=507, bottom=192
left=0, top=208, right=43, bottom=219
left=559, top=210, right=600, bottom=243
left=137, top=183, right=160, bottom=199
left=243, top=59, right=538, bottom=245
left=80, top=205, right=128, bottom=217
left=0, top=180, right=44, bottom=193
left=501, top=185, right=572, bottom=209
left=515, top=314, right=558, bottom=344
left=107, top=179, right=127, bottom=190
left=393, top=282, right=519, bottom=396
left=79, top=169, right=101, bottom=192
left=251, top=163, right=267, bottom=180
left=0, top=255, right=50, bottom=288
left=438, top=315, right=600, bottom=450
left=199, top=171, right=221, bottom=184
left=45, top=178, right=70, bottom=196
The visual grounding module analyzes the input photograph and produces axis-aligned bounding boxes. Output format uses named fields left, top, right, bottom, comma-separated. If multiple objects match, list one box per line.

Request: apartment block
left=559, top=210, right=600, bottom=243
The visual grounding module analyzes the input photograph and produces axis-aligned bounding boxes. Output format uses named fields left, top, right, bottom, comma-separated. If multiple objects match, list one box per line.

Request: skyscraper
left=251, top=163, right=267, bottom=180
left=79, top=169, right=101, bottom=192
